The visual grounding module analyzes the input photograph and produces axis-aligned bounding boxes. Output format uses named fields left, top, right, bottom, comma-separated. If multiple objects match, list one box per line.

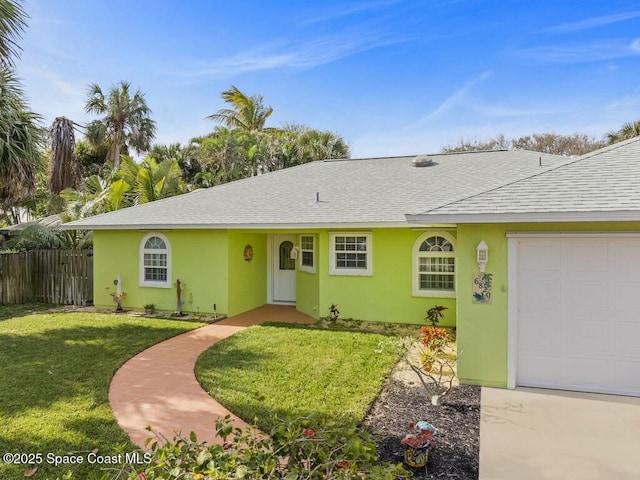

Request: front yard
left=0, top=307, right=479, bottom=479
left=195, top=323, right=402, bottom=430
left=0, top=305, right=201, bottom=480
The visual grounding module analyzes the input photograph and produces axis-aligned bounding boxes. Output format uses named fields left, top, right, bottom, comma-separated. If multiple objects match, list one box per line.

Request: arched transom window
left=139, top=233, right=171, bottom=288
left=279, top=241, right=296, bottom=270
left=413, top=233, right=456, bottom=297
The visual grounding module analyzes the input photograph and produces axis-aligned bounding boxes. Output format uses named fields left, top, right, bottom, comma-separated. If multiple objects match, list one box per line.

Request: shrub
left=425, top=305, right=447, bottom=326
left=420, top=326, right=449, bottom=352
left=111, top=415, right=410, bottom=479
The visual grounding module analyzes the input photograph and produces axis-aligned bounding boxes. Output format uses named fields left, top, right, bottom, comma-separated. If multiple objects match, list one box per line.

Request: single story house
left=66, top=137, right=640, bottom=397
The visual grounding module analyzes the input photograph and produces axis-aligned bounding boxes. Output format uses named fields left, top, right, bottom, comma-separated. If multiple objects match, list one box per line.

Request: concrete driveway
left=480, top=387, right=640, bottom=480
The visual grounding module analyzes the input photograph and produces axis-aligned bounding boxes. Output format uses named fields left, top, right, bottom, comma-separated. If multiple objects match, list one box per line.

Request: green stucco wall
left=227, top=231, right=268, bottom=316
left=456, top=221, right=640, bottom=388
left=316, top=229, right=456, bottom=326
left=93, top=230, right=229, bottom=314
left=93, top=227, right=458, bottom=325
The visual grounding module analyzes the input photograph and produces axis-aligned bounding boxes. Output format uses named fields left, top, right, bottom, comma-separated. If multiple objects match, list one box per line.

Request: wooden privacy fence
left=0, top=250, right=93, bottom=305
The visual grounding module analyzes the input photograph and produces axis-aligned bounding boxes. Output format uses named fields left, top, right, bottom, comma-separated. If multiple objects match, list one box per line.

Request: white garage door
left=514, top=235, right=640, bottom=397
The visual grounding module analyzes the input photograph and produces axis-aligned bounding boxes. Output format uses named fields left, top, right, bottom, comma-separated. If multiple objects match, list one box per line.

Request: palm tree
left=85, top=81, right=156, bottom=170
left=150, top=143, right=201, bottom=188
left=608, top=120, right=640, bottom=144
left=0, top=0, right=27, bottom=67
left=0, top=1, right=44, bottom=216
left=60, top=173, right=131, bottom=218
left=206, top=85, right=273, bottom=131
left=119, top=155, right=184, bottom=204
left=49, top=116, right=81, bottom=194
left=0, top=69, right=44, bottom=210
left=134, top=157, right=183, bottom=203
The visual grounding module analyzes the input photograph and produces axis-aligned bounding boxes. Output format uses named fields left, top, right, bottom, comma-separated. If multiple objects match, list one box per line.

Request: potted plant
left=401, top=421, right=438, bottom=469
left=144, top=303, right=155, bottom=315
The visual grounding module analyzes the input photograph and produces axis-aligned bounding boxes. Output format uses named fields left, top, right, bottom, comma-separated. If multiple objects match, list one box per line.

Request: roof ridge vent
left=412, top=155, right=434, bottom=167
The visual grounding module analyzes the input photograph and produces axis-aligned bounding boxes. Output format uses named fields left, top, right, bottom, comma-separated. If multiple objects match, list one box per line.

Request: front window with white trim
left=413, top=233, right=456, bottom=297
left=139, top=233, right=171, bottom=288
left=329, top=232, right=372, bottom=276
left=299, top=235, right=315, bottom=273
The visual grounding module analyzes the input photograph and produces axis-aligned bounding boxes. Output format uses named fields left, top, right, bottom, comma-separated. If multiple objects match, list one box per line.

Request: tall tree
left=120, top=156, right=184, bottom=204
left=85, top=81, right=156, bottom=170
left=512, top=133, right=605, bottom=156
left=442, top=132, right=604, bottom=156
left=607, top=120, right=640, bottom=144
left=206, top=85, right=273, bottom=131
left=0, top=69, right=44, bottom=211
left=0, top=0, right=26, bottom=67
left=0, top=0, right=44, bottom=217
left=149, top=142, right=201, bottom=187
left=49, top=116, right=81, bottom=194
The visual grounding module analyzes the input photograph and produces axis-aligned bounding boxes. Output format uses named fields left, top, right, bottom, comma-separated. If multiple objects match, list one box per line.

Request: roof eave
left=60, top=221, right=414, bottom=231
left=406, top=210, right=640, bottom=224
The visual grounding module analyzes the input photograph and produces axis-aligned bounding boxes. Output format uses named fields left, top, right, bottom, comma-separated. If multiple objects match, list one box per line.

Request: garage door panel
left=565, top=320, right=611, bottom=354
left=519, top=242, right=560, bottom=270
left=518, top=354, right=563, bottom=386
left=518, top=272, right=561, bottom=309
left=565, top=357, right=612, bottom=388
left=519, top=319, right=562, bottom=352
left=612, top=244, right=640, bottom=276
left=515, top=235, right=640, bottom=397
left=564, top=281, right=609, bottom=312
left=615, top=361, right=640, bottom=393
left=613, top=284, right=640, bottom=311
left=615, top=322, right=640, bottom=356
left=564, top=243, right=609, bottom=272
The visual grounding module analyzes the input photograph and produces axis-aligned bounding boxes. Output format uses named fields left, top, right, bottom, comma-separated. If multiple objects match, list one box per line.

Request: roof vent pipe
left=412, top=155, right=434, bottom=167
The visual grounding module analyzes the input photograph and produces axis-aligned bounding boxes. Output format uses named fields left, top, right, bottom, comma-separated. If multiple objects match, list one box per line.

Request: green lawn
left=195, top=323, right=402, bottom=430
left=0, top=308, right=201, bottom=480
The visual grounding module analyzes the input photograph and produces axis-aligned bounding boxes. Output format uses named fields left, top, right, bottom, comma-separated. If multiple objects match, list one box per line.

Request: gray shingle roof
left=65, top=150, right=569, bottom=230
left=408, top=136, right=640, bottom=223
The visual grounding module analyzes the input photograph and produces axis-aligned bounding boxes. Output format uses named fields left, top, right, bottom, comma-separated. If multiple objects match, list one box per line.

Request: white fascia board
left=60, top=221, right=411, bottom=231
left=406, top=210, right=640, bottom=224
left=507, top=231, right=640, bottom=238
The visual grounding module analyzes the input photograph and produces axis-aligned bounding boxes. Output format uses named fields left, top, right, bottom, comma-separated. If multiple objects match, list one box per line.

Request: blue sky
left=17, top=0, right=640, bottom=157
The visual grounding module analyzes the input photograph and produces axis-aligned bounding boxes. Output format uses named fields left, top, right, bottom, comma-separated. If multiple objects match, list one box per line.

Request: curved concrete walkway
left=109, top=305, right=315, bottom=448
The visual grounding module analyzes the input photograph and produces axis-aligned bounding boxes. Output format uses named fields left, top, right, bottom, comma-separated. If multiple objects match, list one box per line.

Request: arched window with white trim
left=139, top=233, right=171, bottom=288
left=412, top=232, right=456, bottom=297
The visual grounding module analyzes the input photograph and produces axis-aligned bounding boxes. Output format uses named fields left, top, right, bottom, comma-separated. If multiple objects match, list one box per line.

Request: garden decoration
left=112, top=275, right=125, bottom=312
left=329, top=304, right=339, bottom=322
left=174, top=279, right=186, bottom=316
left=401, top=420, right=438, bottom=469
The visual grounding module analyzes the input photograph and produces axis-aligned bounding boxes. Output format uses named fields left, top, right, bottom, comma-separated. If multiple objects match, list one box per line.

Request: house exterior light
left=477, top=241, right=489, bottom=272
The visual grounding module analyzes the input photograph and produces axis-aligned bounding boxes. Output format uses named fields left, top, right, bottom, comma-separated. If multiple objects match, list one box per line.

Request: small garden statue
left=401, top=420, right=438, bottom=469
left=112, top=275, right=125, bottom=312
left=174, top=279, right=185, bottom=316
left=328, top=304, right=339, bottom=322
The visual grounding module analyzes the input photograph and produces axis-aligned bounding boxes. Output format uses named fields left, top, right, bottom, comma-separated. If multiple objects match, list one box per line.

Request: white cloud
left=19, top=66, right=86, bottom=125
left=412, top=71, right=493, bottom=123
left=543, top=11, right=640, bottom=33
left=302, top=0, right=404, bottom=25
left=173, top=30, right=406, bottom=79
left=513, top=39, right=640, bottom=64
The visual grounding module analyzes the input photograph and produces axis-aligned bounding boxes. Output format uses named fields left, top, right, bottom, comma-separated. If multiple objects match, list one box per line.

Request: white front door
left=272, top=235, right=296, bottom=303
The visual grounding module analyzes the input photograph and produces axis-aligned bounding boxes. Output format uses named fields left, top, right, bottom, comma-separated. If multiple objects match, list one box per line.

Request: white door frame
left=267, top=234, right=296, bottom=305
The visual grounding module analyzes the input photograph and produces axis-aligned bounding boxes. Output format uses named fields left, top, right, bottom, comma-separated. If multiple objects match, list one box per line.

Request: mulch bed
left=363, top=380, right=480, bottom=479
